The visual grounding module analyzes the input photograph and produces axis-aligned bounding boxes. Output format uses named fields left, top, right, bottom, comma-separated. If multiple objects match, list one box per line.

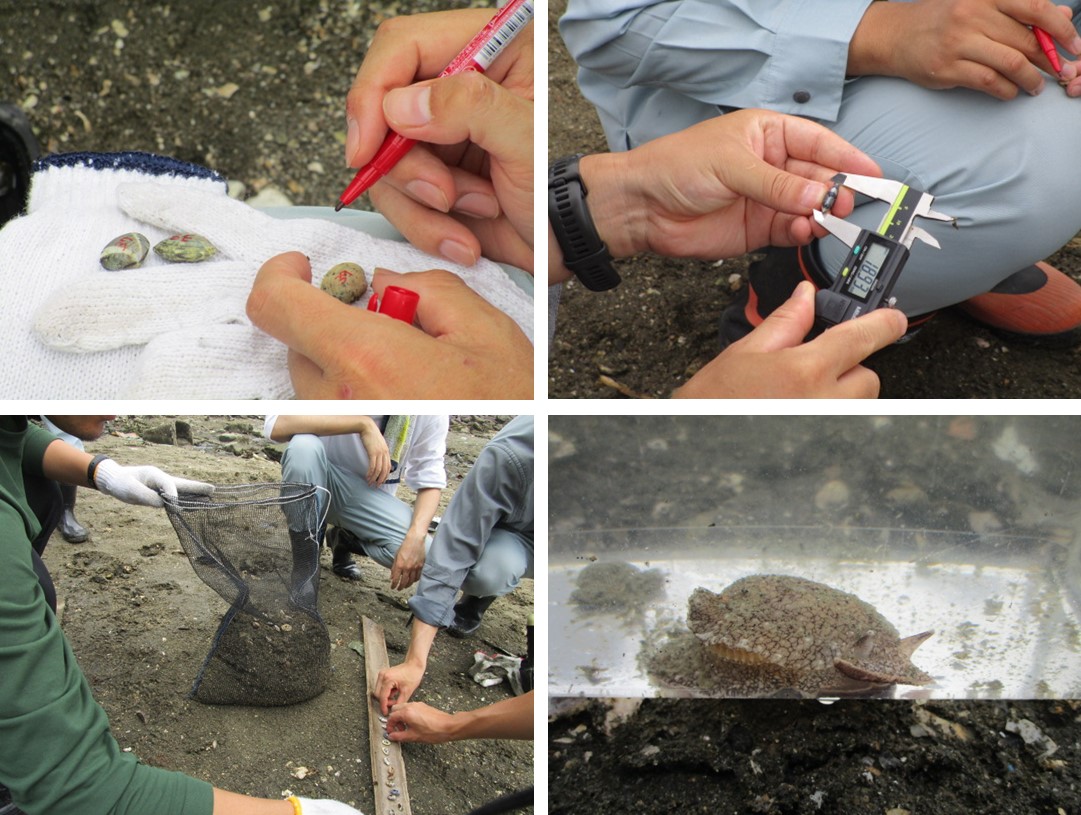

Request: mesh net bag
left=163, top=482, right=330, bottom=706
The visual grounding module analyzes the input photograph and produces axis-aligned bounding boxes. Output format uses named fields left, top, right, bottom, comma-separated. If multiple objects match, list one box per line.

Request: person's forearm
left=213, top=789, right=292, bottom=815
left=269, top=415, right=379, bottom=442
left=846, top=1, right=904, bottom=77
left=408, top=488, right=441, bottom=538
left=40, top=439, right=95, bottom=487
left=404, top=617, right=439, bottom=668
left=548, top=222, right=571, bottom=284
left=445, top=691, right=534, bottom=741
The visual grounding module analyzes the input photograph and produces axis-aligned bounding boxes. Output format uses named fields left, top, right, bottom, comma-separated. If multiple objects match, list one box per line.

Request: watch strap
left=87, top=454, right=110, bottom=489
left=548, top=155, right=621, bottom=292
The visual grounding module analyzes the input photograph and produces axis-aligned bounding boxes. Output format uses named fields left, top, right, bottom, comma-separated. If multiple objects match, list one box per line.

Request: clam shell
left=153, top=233, right=218, bottom=263
left=100, top=232, right=150, bottom=270
left=320, top=262, right=368, bottom=304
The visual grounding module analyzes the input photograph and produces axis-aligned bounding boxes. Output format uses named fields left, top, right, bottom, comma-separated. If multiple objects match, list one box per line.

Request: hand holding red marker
left=1034, top=25, right=1064, bottom=78
left=336, top=0, right=535, bottom=211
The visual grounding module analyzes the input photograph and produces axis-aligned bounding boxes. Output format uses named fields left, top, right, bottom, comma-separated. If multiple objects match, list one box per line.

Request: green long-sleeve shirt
left=0, top=417, right=213, bottom=815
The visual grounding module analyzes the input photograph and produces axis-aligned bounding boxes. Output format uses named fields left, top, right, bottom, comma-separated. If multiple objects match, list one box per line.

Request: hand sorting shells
left=100, top=231, right=373, bottom=309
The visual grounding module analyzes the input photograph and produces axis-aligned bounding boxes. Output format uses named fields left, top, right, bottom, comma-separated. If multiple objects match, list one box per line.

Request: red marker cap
left=367, top=285, right=419, bottom=324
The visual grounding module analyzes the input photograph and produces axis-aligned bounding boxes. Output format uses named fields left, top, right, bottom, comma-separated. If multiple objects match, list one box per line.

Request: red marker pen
left=335, top=0, right=534, bottom=211
left=1034, top=26, right=1064, bottom=78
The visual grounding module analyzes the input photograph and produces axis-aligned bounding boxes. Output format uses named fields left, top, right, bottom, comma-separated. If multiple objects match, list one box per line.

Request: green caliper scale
left=812, top=173, right=955, bottom=327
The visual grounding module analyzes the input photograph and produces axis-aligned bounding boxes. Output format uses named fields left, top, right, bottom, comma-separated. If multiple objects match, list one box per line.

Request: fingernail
left=345, top=116, right=360, bottom=167
left=1071, top=36, right=1081, bottom=55
left=801, top=183, right=828, bottom=211
left=384, top=85, right=432, bottom=128
left=1031, top=78, right=1046, bottom=96
left=453, top=192, right=500, bottom=219
left=405, top=179, right=450, bottom=212
left=438, top=239, right=477, bottom=266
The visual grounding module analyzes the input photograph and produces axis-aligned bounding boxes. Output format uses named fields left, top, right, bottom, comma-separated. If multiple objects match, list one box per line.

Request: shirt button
left=793, top=90, right=811, bottom=103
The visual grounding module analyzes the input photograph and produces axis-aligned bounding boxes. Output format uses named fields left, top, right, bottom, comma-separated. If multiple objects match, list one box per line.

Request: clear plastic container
left=549, top=416, right=1081, bottom=700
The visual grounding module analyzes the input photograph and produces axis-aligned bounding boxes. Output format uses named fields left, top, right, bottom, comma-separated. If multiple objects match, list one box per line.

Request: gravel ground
left=38, top=415, right=534, bottom=815
left=547, top=0, right=1081, bottom=399
left=0, top=0, right=490, bottom=208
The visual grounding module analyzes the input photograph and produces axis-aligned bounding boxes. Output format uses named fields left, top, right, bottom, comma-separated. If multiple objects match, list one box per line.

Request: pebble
left=814, top=479, right=850, bottom=511
left=154, top=233, right=218, bottom=263
left=320, top=262, right=368, bottom=304
left=247, top=185, right=293, bottom=208
left=885, top=484, right=927, bottom=507
left=100, top=232, right=149, bottom=270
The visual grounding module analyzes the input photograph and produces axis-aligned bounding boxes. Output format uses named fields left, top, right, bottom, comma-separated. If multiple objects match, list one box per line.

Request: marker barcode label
left=473, top=1, right=534, bottom=70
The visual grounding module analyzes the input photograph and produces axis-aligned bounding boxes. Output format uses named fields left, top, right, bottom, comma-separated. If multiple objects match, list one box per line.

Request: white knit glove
left=31, top=173, right=533, bottom=398
left=292, top=797, right=364, bottom=815
left=92, top=458, right=214, bottom=508
left=0, top=152, right=239, bottom=398
left=5, top=152, right=532, bottom=398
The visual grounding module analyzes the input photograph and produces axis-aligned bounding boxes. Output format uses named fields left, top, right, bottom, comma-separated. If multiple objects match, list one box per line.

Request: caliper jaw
left=815, top=173, right=954, bottom=250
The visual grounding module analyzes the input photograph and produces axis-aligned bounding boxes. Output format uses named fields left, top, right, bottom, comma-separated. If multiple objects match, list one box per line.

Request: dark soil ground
left=547, top=0, right=1081, bottom=399
left=547, top=416, right=1081, bottom=813
left=42, top=416, right=532, bottom=815
left=549, top=697, right=1081, bottom=815
left=0, top=0, right=491, bottom=208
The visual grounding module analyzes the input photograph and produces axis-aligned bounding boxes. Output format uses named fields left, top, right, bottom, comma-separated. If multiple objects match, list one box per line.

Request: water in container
left=549, top=416, right=1081, bottom=700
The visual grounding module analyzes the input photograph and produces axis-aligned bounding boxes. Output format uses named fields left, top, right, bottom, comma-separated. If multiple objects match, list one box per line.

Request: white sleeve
left=262, top=415, right=279, bottom=440
left=402, top=416, right=449, bottom=491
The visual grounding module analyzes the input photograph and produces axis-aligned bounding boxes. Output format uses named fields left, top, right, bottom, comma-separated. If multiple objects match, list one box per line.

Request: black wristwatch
left=548, top=154, right=621, bottom=291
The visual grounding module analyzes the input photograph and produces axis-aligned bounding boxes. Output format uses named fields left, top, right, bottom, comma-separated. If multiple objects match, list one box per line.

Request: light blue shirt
left=561, top=0, right=875, bottom=149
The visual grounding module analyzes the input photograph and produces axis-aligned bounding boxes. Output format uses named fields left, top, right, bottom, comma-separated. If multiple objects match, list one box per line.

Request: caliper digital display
left=812, top=174, right=955, bottom=330
left=815, top=233, right=906, bottom=324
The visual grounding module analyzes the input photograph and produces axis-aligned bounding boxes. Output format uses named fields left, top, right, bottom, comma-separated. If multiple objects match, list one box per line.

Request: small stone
left=814, top=479, right=850, bottom=511
left=100, top=232, right=150, bottom=270
left=154, top=233, right=218, bottom=263
left=320, top=262, right=368, bottom=304
left=968, top=510, right=1002, bottom=535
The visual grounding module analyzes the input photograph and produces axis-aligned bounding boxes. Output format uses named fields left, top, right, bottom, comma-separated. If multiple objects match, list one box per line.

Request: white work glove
left=0, top=153, right=238, bottom=398
left=26, top=157, right=532, bottom=398
left=292, top=797, right=364, bottom=815
left=3, top=152, right=532, bottom=398
left=92, top=458, right=214, bottom=508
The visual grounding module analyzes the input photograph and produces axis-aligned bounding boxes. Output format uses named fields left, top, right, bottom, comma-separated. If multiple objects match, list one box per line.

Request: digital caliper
left=812, top=174, right=955, bottom=328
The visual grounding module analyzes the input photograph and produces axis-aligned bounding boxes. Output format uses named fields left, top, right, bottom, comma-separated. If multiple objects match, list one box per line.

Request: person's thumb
left=737, top=280, right=818, bottom=352
left=810, top=304, right=908, bottom=372
left=730, top=154, right=828, bottom=215
left=382, top=72, right=531, bottom=168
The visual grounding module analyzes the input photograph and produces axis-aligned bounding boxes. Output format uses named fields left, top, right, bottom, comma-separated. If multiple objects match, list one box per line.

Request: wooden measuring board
left=361, top=616, right=412, bottom=815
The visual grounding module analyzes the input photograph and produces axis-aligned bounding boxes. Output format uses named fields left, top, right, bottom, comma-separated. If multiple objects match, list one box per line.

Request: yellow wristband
left=287, top=796, right=303, bottom=815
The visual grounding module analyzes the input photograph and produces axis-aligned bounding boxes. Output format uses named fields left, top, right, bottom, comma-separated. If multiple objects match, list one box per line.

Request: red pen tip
left=334, top=200, right=345, bottom=212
